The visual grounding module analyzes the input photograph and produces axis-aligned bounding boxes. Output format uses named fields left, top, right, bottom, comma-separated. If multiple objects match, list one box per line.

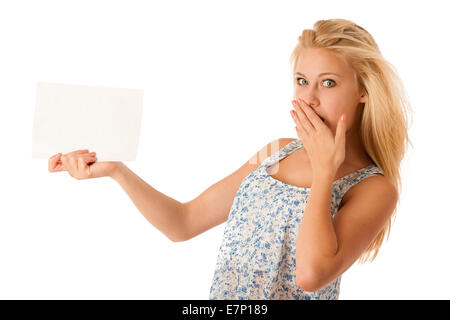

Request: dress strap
left=260, top=137, right=385, bottom=192
left=334, top=165, right=385, bottom=206
left=261, top=138, right=302, bottom=168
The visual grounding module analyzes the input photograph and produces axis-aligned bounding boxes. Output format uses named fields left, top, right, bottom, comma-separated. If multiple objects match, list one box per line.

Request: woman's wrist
left=312, top=168, right=335, bottom=186
left=109, top=162, right=127, bottom=181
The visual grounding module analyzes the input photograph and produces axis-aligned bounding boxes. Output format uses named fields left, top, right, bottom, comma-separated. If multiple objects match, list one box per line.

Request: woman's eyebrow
left=296, top=72, right=342, bottom=78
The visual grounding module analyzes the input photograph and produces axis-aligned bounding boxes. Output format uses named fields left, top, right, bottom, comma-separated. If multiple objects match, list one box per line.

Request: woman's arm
left=110, top=162, right=188, bottom=242
left=295, top=171, right=398, bottom=292
left=295, top=170, right=338, bottom=289
left=110, top=138, right=295, bottom=243
left=181, top=138, right=295, bottom=242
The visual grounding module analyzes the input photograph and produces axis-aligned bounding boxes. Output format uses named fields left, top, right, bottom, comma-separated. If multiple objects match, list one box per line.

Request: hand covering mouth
left=316, top=114, right=325, bottom=122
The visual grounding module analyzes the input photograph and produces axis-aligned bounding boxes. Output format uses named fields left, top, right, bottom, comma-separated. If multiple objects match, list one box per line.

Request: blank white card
left=32, top=82, right=144, bottom=161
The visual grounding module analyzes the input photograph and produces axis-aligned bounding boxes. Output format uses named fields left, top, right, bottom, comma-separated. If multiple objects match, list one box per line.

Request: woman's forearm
left=109, top=162, right=187, bottom=242
left=296, top=170, right=338, bottom=278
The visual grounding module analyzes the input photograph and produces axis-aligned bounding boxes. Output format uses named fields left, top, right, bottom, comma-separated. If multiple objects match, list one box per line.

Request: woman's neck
left=343, top=120, right=373, bottom=168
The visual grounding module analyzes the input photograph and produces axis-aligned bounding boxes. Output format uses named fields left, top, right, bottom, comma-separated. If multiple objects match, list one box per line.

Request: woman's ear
left=359, top=92, right=367, bottom=103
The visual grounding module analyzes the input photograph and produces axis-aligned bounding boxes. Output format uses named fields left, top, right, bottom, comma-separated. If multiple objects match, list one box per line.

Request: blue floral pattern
left=209, top=138, right=384, bottom=300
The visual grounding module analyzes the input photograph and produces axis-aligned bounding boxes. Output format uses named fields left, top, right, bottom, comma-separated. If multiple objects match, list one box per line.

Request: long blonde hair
left=289, top=19, right=413, bottom=264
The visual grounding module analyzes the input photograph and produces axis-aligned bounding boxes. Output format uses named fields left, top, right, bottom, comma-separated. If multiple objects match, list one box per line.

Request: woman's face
left=294, top=47, right=366, bottom=135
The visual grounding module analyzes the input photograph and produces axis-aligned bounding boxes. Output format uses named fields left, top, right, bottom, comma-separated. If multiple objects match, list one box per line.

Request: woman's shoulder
left=343, top=168, right=398, bottom=208
left=271, top=137, right=298, bottom=152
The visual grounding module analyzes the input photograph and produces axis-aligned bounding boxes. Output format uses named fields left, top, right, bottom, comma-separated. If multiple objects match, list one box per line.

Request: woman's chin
left=325, top=121, right=337, bottom=133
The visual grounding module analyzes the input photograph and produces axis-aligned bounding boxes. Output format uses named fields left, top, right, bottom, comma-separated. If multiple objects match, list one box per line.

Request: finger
left=81, top=152, right=97, bottom=163
left=49, top=153, right=62, bottom=172
left=66, top=149, right=89, bottom=156
left=290, top=107, right=309, bottom=138
left=60, top=153, right=71, bottom=167
left=63, top=149, right=91, bottom=159
left=76, top=155, right=97, bottom=178
left=61, top=149, right=93, bottom=161
left=58, top=156, right=75, bottom=178
left=74, top=152, right=96, bottom=162
left=295, top=123, right=306, bottom=141
left=290, top=108, right=301, bottom=128
left=75, top=153, right=98, bottom=168
left=335, top=113, right=347, bottom=146
left=295, top=124, right=309, bottom=155
left=292, top=100, right=313, bottom=133
left=296, top=99, right=323, bottom=130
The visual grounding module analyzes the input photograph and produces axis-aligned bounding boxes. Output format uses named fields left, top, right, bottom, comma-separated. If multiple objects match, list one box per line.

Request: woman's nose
left=297, top=97, right=317, bottom=108
left=300, top=86, right=320, bottom=104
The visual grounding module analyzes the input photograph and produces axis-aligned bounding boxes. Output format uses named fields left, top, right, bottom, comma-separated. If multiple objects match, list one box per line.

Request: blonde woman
left=48, top=18, right=411, bottom=300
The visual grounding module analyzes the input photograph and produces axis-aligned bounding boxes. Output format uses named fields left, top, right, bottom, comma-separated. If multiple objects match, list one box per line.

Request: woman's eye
left=296, top=77, right=335, bottom=88
left=297, top=77, right=307, bottom=85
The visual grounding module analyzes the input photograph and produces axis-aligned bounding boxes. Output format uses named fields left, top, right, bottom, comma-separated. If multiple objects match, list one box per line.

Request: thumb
left=335, top=113, right=346, bottom=146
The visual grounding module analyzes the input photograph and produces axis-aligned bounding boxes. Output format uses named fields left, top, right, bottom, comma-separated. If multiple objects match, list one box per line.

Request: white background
left=0, top=0, right=449, bottom=299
